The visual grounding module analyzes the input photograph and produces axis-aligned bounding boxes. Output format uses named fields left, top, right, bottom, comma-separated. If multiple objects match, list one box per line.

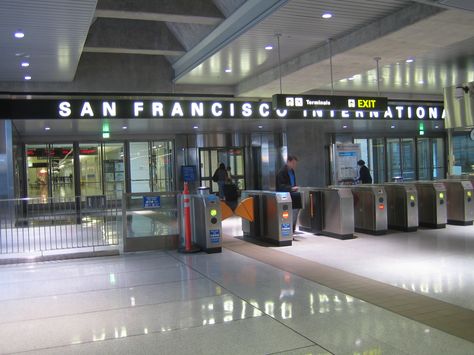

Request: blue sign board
left=209, top=229, right=220, bottom=244
left=281, top=223, right=291, bottom=237
left=338, top=152, right=357, bottom=157
left=143, top=196, right=161, bottom=208
left=181, top=165, right=197, bottom=182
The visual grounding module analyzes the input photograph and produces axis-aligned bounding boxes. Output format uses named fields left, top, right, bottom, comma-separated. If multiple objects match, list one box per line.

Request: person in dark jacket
left=276, top=155, right=301, bottom=234
left=356, top=160, right=372, bottom=184
left=213, top=163, right=229, bottom=199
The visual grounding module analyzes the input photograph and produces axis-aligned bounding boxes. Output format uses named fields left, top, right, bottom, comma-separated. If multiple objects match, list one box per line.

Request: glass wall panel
left=26, top=144, right=49, bottom=201
left=401, top=138, right=415, bottom=181
left=130, top=142, right=151, bottom=192
left=103, top=143, right=125, bottom=199
left=151, top=141, right=174, bottom=192
left=387, top=138, right=401, bottom=182
left=417, top=138, right=431, bottom=180
left=371, top=138, right=386, bottom=183
left=79, top=144, right=102, bottom=197
left=50, top=144, right=75, bottom=199
left=432, top=138, right=445, bottom=179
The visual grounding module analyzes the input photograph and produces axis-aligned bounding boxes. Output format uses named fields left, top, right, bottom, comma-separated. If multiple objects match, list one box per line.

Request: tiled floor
left=1, top=238, right=473, bottom=354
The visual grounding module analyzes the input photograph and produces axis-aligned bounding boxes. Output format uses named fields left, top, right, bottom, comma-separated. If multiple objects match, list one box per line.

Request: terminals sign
left=273, top=94, right=387, bottom=112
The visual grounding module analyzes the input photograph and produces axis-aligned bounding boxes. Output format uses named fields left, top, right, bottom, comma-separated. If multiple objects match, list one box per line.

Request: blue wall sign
left=143, top=196, right=161, bottom=208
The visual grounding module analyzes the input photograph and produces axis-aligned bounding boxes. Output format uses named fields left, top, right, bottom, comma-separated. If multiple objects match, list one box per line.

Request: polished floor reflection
left=1, top=245, right=473, bottom=354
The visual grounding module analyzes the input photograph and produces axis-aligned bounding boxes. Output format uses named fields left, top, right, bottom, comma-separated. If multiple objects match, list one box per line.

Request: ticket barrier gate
left=351, top=185, right=388, bottom=235
left=178, top=192, right=233, bottom=253
left=382, top=183, right=418, bottom=232
left=237, top=190, right=293, bottom=246
left=298, top=187, right=354, bottom=239
left=442, top=180, right=474, bottom=225
left=413, top=181, right=447, bottom=228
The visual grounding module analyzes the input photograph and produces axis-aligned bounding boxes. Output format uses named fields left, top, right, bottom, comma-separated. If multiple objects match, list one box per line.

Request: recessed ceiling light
left=24, top=76, right=31, bottom=80
left=45, top=127, right=50, bottom=131
left=224, top=68, right=232, bottom=73
left=122, top=126, right=127, bottom=130
left=21, top=62, right=29, bottom=67
left=406, top=58, right=414, bottom=63
left=193, top=125, right=198, bottom=129
left=435, top=125, right=439, bottom=129
left=264, top=45, right=273, bottom=51
left=258, top=125, right=263, bottom=129
left=14, top=31, right=25, bottom=39
left=322, top=13, right=332, bottom=19
left=342, top=125, right=348, bottom=129
left=391, top=125, right=396, bottom=129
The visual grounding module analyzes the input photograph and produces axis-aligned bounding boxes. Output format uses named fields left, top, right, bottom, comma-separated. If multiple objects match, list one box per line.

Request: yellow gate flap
left=235, top=197, right=254, bottom=222
left=220, top=201, right=234, bottom=221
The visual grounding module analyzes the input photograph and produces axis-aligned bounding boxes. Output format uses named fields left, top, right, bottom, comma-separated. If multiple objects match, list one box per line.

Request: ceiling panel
left=0, top=0, right=97, bottom=82
left=177, top=0, right=413, bottom=85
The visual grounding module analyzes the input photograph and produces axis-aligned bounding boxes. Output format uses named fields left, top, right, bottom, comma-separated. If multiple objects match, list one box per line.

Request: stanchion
left=179, top=182, right=200, bottom=253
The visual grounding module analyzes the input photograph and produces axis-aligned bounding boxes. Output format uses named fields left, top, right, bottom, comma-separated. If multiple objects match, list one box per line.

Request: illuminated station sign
left=272, top=94, right=388, bottom=111
left=0, top=98, right=443, bottom=120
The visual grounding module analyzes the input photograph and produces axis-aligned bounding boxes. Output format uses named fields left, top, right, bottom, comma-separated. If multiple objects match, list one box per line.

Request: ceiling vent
left=438, top=0, right=474, bottom=11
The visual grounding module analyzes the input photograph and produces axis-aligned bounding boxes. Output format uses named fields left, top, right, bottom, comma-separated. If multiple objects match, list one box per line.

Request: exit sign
left=272, top=94, right=388, bottom=112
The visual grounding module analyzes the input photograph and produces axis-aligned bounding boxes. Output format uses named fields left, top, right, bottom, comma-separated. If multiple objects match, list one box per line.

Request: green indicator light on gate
left=468, top=191, right=472, bottom=197
left=102, top=122, right=110, bottom=138
left=210, top=209, right=217, bottom=217
left=410, top=195, right=415, bottom=201
left=439, top=192, right=444, bottom=199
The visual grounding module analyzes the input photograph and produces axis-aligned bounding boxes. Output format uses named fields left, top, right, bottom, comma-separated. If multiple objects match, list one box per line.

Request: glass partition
left=401, top=138, right=415, bottom=181
left=130, top=142, right=152, bottom=192
left=387, top=138, right=402, bottom=182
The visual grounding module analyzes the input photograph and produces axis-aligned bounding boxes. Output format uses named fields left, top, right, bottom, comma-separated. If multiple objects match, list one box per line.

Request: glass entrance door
left=200, top=147, right=245, bottom=193
left=26, top=144, right=75, bottom=202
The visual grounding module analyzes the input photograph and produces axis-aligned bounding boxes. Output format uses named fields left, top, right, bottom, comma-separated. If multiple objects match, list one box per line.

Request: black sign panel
left=0, top=98, right=442, bottom=120
left=272, top=94, right=388, bottom=111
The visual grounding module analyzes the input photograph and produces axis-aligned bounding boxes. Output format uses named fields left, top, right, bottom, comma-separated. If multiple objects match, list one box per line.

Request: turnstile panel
left=351, top=185, right=387, bottom=235
left=414, top=182, right=447, bottom=228
left=443, top=180, right=474, bottom=225
left=383, top=184, right=418, bottom=231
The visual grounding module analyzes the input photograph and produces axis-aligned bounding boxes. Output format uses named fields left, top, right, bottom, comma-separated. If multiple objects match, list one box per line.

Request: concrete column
left=286, top=124, right=331, bottom=188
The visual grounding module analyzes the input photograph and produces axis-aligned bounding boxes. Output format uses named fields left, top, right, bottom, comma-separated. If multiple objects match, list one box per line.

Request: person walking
left=355, top=160, right=373, bottom=184
left=276, top=155, right=302, bottom=234
left=212, top=163, right=229, bottom=200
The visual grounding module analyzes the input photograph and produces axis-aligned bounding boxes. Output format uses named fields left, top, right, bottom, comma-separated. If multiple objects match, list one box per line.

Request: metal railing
left=0, top=196, right=121, bottom=255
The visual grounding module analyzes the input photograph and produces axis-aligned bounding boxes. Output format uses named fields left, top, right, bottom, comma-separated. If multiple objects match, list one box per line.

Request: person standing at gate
left=276, top=155, right=302, bottom=234
left=212, top=163, right=229, bottom=200
left=355, top=160, right=373, bottom=184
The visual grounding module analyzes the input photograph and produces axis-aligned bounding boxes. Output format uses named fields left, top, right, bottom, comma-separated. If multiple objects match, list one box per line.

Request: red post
left=183, top=182, right=192, bottom=251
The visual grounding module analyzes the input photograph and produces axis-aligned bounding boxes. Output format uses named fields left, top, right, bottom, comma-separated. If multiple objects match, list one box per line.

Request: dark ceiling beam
left=84, top=18, right=186, bottom=56
left=95, top=0, right=224, bottom=25
left=172, top=0, right=289, bottom=81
